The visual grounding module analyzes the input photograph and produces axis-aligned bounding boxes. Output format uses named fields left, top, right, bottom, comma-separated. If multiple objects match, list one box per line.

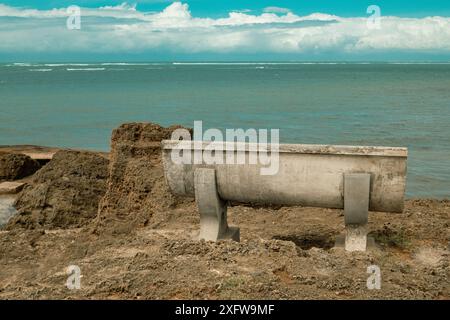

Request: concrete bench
left=161, top=140, right=408, bottom=251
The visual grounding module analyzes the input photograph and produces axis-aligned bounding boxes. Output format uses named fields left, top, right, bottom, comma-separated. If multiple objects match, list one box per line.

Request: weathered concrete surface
left=344, top=173, right=370, bottom=225
left=0, top=181, right=25, bottom=194
left=162, top=141, right=407, bottom=213
left=194, top=168, right=240, bottom=241
left=342, top=173, right=371, bottom=251
left=335, top=232, right=376, bottom=251
left=344, top=225, right=368, bottom=252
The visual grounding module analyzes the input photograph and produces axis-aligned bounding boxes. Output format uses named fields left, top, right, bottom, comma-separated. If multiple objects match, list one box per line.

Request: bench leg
left=343, top=173, right=370, bottom=252
left=194, top=168, right=240, bottom=242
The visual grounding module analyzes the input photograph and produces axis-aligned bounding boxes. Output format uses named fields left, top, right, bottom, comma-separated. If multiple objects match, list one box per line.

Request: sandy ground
left=0, top=198, right=448, bottom=300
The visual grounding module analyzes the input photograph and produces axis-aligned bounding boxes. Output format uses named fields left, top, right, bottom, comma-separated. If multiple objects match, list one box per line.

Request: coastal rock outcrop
left=0, top=153, right=41, bottom=181
left=5, top=150, right=109, bottom=230
left=94, top=122, right=192, bottom=234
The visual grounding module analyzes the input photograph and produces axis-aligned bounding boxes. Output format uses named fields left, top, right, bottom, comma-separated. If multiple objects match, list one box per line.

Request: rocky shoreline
left=0, top=123, right=448, bottom=299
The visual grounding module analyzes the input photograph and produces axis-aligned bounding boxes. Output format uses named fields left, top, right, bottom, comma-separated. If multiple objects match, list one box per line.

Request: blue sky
left=3, top=0, right=450, bottom=17
left=0, top=1, right=450, bottom=61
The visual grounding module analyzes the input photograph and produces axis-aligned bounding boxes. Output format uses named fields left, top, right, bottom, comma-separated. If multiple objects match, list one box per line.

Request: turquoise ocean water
left=0, top=62, right=449, bottom=198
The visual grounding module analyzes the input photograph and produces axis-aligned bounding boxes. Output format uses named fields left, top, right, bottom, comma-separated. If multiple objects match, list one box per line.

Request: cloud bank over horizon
left=0, top=1, right=450, bottom=61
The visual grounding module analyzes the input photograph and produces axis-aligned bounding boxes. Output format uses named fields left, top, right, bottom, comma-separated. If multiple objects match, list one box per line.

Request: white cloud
left=263, top=7, right=292, bottom=14
left=99, top=3, right=137, bottom=11
left=0, top=2, right=449, bottom=56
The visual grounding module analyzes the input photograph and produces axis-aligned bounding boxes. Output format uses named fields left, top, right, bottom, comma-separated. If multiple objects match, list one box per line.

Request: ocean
left=0, top=62, right=449, bottom=198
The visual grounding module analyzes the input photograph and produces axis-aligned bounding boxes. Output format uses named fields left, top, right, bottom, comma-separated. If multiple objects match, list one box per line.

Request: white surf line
left=66, top=68, right=106, bottom=71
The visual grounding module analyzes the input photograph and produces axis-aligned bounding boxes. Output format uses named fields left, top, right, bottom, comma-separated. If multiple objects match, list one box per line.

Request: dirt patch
left=273, top=233, right=335, bottom=250
left=414, top=247, right=448, bottom=267
left=370, top=224, right=411, bottom=249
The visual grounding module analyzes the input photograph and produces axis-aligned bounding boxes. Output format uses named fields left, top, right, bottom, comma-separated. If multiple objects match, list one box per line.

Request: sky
left=0, top=0, right=449, bottom=61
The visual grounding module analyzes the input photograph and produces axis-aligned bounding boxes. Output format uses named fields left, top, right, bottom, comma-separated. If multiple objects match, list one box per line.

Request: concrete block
left=194, top=168, right=240, bottom=242
left=345, top=225, right=368, bottom=252
left=335, top=233, right=376, bottom=250
left=0, top=181, right=25, bottom=194
left=344, top=173, right=370, bottom=225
